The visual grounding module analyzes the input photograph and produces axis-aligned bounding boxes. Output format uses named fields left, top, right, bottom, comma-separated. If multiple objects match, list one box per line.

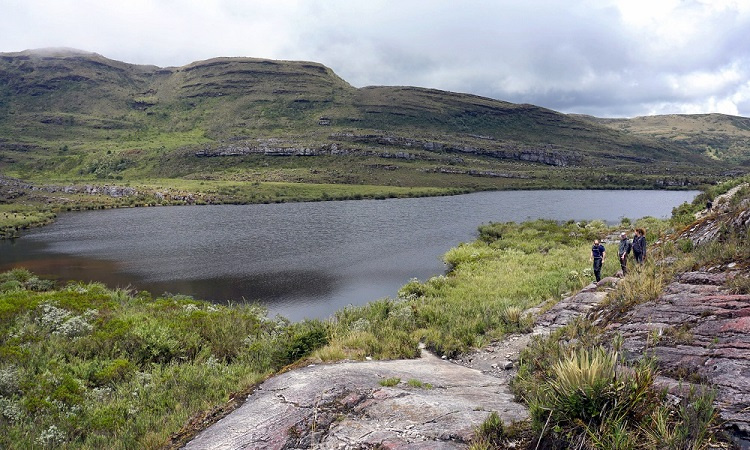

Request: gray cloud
left=2, top=0, right=749, bottom=117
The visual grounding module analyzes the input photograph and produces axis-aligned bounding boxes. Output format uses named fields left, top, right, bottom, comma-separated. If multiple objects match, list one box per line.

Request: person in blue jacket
left=590, top=239, right=606, bottom=282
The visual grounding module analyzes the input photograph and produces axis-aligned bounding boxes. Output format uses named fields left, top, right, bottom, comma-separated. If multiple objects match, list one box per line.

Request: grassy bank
left=1, top=177, right=745, bottom=448
left=504, top=177, right=749, bottom=449
left=0, top=205, right=57, bottom=239
left=0, top=274, right=330, bottom=449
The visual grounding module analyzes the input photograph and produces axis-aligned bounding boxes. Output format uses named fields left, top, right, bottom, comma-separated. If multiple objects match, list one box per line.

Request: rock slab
left=605, top=270, right=750, bottom=445
left=184, top=350, right=528, bottom=449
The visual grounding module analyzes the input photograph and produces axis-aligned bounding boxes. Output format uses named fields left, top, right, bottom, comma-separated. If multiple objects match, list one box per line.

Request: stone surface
left=533, top=277, right=616, bottom=335
left=604, top=271, right=750, bottom=444
left=184, top=349, right=528, bottom=450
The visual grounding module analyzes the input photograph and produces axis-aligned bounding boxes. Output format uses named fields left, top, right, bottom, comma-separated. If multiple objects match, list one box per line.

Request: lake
left=0, top=190, right=697, bottom=320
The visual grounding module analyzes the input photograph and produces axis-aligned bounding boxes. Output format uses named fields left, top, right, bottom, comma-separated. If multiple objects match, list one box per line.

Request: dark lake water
left=0, top=190, right=697, bottom=320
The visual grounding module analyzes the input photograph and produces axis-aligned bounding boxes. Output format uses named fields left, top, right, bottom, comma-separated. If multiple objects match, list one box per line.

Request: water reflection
left=0, top=190, right=698, bottom=320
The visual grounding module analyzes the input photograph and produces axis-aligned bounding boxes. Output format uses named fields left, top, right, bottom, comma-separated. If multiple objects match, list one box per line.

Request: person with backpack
left=618, top=232, right=632, bottom=274
left=632, top=228, right=646, bottom=264
left=590, top=239, right=606, bottom=282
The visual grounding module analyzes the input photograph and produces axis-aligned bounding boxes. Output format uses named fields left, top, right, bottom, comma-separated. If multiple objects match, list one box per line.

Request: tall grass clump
left=601, top=261, right=667, bottom=319
left=516, top=342, right=722, bottom=449
left=469, top=411, right=505, bottom=450
left=529, top=347, right=654, bottom=428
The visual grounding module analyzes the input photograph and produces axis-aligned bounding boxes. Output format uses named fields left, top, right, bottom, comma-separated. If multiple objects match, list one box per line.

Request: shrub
left=285, top=319, right=328, bottom=362
left=478, top=222, right=505, bottom=243
left=727, top=274, right=750, bottom=294
left=24, top=276, right=55, bottom=291
left=499, top=306, right=523, bottom=326
left=398, top=277, right=427, bottom=299
left=0, top=365, right=20, bottom=396
left=642, top=388, right=720, bottom=450
left=583, top=220, right=608, bottom=240
left=677, top=238, right=694, bottom=253
left=90, top=359, right=135, bottom=386
left=0, top=268, right=33, bottom=283
left=0, top=280, right=23, bottom=293
left=443, top=242, right=495, bottom=270
left=531, top=347, right=618, bottom=427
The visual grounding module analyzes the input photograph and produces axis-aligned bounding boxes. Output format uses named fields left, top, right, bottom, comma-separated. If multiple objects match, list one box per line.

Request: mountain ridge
left=0, top=48, right=746, bottom=191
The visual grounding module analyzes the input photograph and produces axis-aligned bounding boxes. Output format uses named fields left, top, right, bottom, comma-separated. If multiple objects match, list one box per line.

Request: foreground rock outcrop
left=180, top=279, right=620, bottom=450
left=605, top=270, right=750, bottom=445
left=184, top=348, right=528, bottom=449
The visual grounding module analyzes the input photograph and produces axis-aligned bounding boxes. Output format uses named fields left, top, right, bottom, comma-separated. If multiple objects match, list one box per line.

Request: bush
left=398, top=278, right=427, bottom=299
left=0, top=280, right=23, bottom=293
left=285, top=319, right=328, bottom=362
left=89, top=359, right=135, bottom=386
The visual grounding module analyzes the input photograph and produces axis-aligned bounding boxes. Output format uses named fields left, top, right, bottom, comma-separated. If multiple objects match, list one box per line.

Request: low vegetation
left=1, top=176, right=747, bottom=448
left=0, top=205, right=57, bottom=239
left=0, top=271, right=329, bottom=449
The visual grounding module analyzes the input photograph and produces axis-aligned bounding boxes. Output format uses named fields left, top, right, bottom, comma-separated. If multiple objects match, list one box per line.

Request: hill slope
left=0, top=48, right=743, bottom=192
left=577, top=113, right=750, bottom=167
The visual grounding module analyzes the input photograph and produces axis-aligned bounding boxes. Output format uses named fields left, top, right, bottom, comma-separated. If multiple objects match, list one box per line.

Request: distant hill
left=0, top=48, right=745, bottom=191
left=576, top=113, right=750, bottom=165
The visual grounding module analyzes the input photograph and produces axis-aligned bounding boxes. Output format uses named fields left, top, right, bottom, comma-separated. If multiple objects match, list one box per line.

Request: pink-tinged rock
left=605, top=271, right=750, bottom=443
left=720, top=316, right=750, bottom=333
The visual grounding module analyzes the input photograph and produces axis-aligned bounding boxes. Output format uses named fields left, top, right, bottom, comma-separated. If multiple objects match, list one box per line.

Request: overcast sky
left=2, top=0, right=749, bottom=118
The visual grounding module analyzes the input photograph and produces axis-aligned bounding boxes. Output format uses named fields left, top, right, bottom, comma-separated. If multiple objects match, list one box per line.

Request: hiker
left=590, top=239, right=606, bottom=282
left=618, top=232, right=632, bottom=275
left=632, top=228, right=646, bottom=264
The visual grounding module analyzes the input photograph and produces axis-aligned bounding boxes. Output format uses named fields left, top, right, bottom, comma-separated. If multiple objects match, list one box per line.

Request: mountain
left=0, top=49, right=745, bottom=191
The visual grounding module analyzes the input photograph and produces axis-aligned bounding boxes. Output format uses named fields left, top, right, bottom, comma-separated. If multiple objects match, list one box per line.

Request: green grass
left=0, top=270, right=328, bottom=449
left=315, top=220, right=610, bottom=361
left=379, top=377, right=400, bottom=387
left=0, top=205, right=57, bottom=238
left=2, top=178, right=745, bottom=448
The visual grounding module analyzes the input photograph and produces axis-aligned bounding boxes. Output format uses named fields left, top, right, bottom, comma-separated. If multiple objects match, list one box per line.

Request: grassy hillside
left=0, top=48, right=734, bottom=197
left=578, top=113, right=750, bottom=167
